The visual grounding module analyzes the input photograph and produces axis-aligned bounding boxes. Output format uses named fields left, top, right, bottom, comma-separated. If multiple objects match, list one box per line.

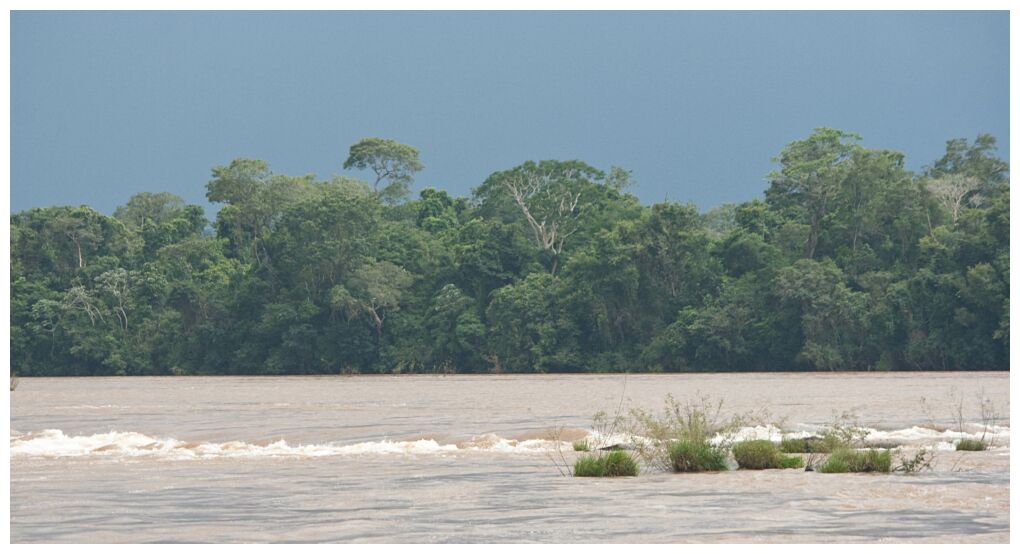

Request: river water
left=9, top=372, right=1010, bottom=543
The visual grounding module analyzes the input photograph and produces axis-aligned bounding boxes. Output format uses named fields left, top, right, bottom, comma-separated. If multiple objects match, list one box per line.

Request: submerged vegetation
left=10, top=131, right=1009, bottom=375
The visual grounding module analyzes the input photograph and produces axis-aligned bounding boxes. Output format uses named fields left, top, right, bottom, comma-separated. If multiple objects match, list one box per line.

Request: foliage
left=9, top=132, right=1010, bottom=375
left=893, top=448, right=936, bottom=473
left=955, top=439, right=987, bottom=451
left=666, top=440, right=729, bottom=472
left=817, top=448, right=892, bottom=473
left=343, top=137, right=423, bottom=203
left=573, top=450, right=640, bottom=477
left=732, top=440, right=804, bottom=470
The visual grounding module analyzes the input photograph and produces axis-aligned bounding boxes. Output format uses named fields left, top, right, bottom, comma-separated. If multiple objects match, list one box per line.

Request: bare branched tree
left=502, top=169, right=584, bottom=274
left=926, top=174, right=981, bottom=225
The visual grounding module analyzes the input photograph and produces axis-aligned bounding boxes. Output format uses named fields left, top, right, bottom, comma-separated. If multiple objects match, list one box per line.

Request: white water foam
left=9, top=429, right=571, bottom=460
left=10, top=423, right=1009, bottom=460
left=716, top=424, right=1011, bottom=449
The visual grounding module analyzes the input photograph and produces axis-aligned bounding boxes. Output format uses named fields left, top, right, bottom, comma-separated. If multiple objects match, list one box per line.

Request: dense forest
left=10, top=129, right=1009, bottom=375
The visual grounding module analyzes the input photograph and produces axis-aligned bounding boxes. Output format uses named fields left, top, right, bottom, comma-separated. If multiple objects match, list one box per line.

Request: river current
left=9, top=372, right=1010, bottom=542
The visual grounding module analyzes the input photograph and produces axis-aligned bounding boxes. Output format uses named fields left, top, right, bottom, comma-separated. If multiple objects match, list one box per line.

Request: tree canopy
left=10, top=132, right=1010, bottom=375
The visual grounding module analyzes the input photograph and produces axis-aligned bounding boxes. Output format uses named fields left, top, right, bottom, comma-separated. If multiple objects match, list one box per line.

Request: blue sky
left=10, top=11, right=1009, bottom=215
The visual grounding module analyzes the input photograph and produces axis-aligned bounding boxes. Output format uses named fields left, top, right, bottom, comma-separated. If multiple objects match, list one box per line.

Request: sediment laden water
left=9, top=373, right=1010, bottom=543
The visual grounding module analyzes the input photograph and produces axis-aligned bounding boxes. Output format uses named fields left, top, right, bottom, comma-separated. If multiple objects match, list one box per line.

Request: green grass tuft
left=733, top=440, right=804, bottom=470
left=573, top=451, right=639, bottom=477
left=572, top=439, right=590, bottom=452
left=667, top=440, right=728, bottom=472
left=818, top=448, right=892, bottom=473
left=955, top=439, right=987, bottom=451
left=779, top=455, right=805, bottom=469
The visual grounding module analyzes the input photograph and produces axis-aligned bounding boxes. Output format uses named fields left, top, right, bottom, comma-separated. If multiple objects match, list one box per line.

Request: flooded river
left=9, top=372, right=1010, bottom=542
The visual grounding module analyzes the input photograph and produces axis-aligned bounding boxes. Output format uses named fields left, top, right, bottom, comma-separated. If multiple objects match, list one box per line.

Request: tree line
left=10, top=130, right=1009, bottom=375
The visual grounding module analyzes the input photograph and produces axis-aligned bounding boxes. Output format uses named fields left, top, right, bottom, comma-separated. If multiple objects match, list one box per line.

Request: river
left=9, top=372, right=1010, bottom=542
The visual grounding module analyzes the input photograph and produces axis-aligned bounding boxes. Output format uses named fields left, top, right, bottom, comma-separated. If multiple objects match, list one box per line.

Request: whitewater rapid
left=10, top=423, right=1008, bottom=460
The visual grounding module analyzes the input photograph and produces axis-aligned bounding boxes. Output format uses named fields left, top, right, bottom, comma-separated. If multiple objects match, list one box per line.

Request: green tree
left=766, top=128, right=862, bottom=259
left=343, top=137, right=424, bottom=203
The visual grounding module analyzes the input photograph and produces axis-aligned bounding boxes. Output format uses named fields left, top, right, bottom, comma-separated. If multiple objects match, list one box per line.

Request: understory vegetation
left=10, top=131, right=1009, bottom=375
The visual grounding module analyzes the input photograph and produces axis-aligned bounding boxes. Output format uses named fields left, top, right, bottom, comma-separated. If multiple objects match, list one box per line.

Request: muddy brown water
left=9, top=372, right=1010, bottom=542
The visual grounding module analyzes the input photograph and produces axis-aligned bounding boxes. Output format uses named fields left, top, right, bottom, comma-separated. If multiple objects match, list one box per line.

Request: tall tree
left=113, top=192, right=187, bottom=228
left=343, top=138, right=424, bottom=203
left=206, top=159, right=312, bottom=267
left=479, top=160, right=606, bottom=274
left=766, top=128, right=861, bottom=259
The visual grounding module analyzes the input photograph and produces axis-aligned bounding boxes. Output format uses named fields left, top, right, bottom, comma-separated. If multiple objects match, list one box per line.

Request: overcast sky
left=10, top=11, right=1009, bottom=215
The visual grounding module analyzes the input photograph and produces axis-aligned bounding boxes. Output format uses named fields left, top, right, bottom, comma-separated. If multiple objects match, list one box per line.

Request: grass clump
left=732, top=440, right=804, bottom=470
left=818, top=448, right=892, bottom=473
left=667, top=440, right=728, bottom=472
left=573, top=451, right=639, bottom=477
left=572, top=439, right=590, bottom=452
left=779, top=455, right=806, bottom=469
left=628, top=393, right=765, bottom=472
left=955, top=439, right=987, bottom=451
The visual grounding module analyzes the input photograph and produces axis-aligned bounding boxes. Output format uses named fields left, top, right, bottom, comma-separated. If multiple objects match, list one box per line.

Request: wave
left=712, top=423, right=1010, bottom=451
left=9, top=430, right=570, bottom=460
left=10, top=423, right=1009, bottom=460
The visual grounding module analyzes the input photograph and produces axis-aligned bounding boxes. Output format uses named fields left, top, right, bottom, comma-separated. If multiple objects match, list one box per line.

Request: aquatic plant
left=955, top=439, right=987, bottom=451
left=893, top=448, right=936, bottom=473
left=627, top=393, right=761, bottom=471
left=817, top=448, right=892, bottom=473
left=921, top=387, right=1003, bottom=451
left=666, top=439, right=728, bottom=472
left=732, top=440, right=804, bottom=470
left=573, top=451, right=639, bottom=477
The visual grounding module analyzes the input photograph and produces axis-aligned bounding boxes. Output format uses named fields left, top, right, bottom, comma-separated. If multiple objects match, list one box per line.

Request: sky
left=9, top=11, right=1010, bottom=215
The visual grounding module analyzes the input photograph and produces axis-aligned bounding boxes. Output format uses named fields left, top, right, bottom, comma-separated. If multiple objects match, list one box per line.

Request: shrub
left=733, top=440, right=805, bottom=470
left=818, top=448, right=892, bottom=473
left=572, top=439, right=590, bottom=452
left=667, top=440, right=728, bottom=472
left=956, top=439, right=987, bottom=451
left=573, top=451, right=639, bottom=477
